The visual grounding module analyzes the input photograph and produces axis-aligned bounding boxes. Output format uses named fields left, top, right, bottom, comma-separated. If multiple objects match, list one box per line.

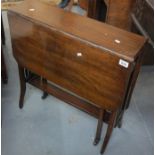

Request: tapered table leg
left=42, top=91, right=48, bottom=99
left=93, top=109, right=104, bottom=145
left=100, top=111, right=117, bottom=154
left=1, top=15, right=5, bottom=45
left=41, top=78, right=48, bottom=99
left=1, top=47, right=8, bottom=84
left=18, top=65, right=26, bottom=109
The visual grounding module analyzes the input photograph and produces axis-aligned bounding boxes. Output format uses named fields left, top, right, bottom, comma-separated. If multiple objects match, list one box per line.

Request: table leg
left=93, top=109, right=104, bottom=145
left=18, top=65, right=26, bottom=109
left=41, top=78, right=48, bottom=99
left=100, top=111, right=117, bottom=154
left=42, top=91, right=48, bottom=99
left=1, top=47, right=8, bottom=84
left=1, top=15, right=5, bottom=45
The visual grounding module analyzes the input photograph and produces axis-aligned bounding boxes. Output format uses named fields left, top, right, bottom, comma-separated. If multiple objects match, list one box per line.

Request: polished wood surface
left=94, top=109, right=104, bottom=145
left=105, top=0, right=134, bottom=30
left=8, top=11, right=131, bottom=111
left=8, top=0, right=145, bottom=61
left=100, top=110, right=117, bottom=154
left=78, top=0, right=88, bottom=10
left=87, top=0, right=134, bottom=30
left=8, top=6, right=146, bottom=111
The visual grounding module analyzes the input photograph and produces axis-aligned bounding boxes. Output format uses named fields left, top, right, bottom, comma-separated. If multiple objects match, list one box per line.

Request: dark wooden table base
left=18, top=65, right=118, bottom=154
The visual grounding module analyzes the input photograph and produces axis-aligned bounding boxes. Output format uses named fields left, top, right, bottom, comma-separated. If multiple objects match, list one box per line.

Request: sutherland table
left=8, top=0, right=146, bottom=154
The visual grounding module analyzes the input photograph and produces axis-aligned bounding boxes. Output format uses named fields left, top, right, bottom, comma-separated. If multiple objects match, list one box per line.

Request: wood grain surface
left=8, top=0, right=146, bottom=62
left=8, top=0, right=146, bottom=111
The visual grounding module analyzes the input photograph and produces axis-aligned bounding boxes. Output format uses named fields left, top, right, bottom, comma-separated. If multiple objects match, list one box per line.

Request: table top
left=1, top=0, right=60, bottom=10
left=8, top=0, right=146, bottom=62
